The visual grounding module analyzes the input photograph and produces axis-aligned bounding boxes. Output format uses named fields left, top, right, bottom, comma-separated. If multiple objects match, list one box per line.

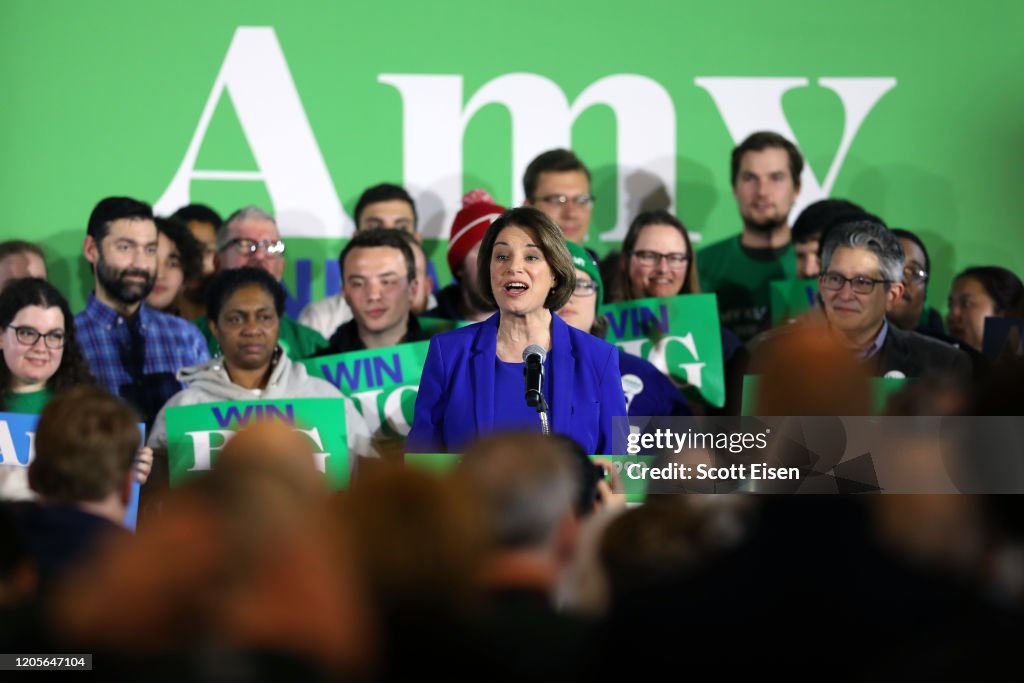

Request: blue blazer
left=408, top=313, right=627, bottom=454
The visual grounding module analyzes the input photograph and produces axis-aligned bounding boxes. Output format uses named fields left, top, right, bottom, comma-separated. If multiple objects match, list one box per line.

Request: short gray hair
left=458, top=433, right=579, bottom=549
left=820, top=220, right=904, bottom=285
left=217, top=206, right=277, bottom=249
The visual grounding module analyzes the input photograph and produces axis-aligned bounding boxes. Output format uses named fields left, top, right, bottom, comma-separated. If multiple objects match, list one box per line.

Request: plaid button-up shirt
left=75, top=293, right=210, bottom=425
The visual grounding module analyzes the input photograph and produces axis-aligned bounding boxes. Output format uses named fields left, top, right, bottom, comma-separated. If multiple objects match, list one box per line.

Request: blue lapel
left=550, top=315, right=575, bottom=436
left=471, top=314, right=499, bottom=433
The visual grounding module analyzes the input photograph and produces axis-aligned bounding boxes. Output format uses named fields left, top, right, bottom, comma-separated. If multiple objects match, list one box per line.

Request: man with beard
left=76, top=197, right=209, bottom=426
left=697, top=132, right=803, bottom=341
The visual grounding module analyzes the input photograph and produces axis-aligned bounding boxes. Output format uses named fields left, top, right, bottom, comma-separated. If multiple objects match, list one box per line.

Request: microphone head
left=522, top=344, right=547, bottom=363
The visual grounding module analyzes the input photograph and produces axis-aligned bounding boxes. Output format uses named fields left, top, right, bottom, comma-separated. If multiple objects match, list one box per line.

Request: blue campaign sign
left=0, top=412, right=40, bottom=466
left=0, top=412, right=144, bottom=531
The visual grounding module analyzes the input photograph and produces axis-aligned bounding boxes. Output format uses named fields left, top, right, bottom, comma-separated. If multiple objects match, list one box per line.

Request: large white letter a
left=154, top=27, right=349, bottom=237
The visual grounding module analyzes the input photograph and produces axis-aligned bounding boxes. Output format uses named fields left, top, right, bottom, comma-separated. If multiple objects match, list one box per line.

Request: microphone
left=522, top=344, right=546, bottom=409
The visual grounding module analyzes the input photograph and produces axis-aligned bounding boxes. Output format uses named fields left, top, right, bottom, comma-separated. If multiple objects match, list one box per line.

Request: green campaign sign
left=599, top=294, right=725, bottom=408
left=770, top=279, right=820, bottom=327
left=164, top=398, right=349, bottom=488
left=302, top=341, right=428, bottom=441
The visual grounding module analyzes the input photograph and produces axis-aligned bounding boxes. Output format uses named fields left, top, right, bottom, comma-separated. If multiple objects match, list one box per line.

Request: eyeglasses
left=534, top=194, right=595, bottom=208
left=631, top=250, right=689, bottom=269
left=6, top=325, right=65, bottom=349
left=573, top=281, right=599, bottom=297
left=819, top=272, right=891, bottom=294
left=221, top=238, right=286, bottom=257
left=903, top=266, right=928, bottom=285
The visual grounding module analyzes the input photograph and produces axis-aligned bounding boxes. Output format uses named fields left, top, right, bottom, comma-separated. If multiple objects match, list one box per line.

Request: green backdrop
left=2, top=1, right=1020, bottom=318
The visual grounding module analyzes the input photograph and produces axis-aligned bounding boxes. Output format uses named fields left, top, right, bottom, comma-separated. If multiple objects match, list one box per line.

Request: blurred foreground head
left=457, top=432, right=580, bottom=552
left=337, top=461, right=487, bottom=680
left=599, top=497, right=737, bottom=607
left=753, top=318, right=872, bottom=415
left=53, top=420, right=372, bottom=676
left=31, top=386, right=139, bottom=520
left=214, top=419, right=329, bottom=506
left=339, top=461, right=486, bottom=616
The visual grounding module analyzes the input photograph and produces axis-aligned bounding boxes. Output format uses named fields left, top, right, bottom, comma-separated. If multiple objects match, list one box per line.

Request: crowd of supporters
left=1, top=131, right=1022, bottom=678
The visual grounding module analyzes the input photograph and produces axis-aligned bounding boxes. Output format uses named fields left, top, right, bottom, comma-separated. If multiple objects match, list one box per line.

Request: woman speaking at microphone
left=408, top=208, right=626, bottom=454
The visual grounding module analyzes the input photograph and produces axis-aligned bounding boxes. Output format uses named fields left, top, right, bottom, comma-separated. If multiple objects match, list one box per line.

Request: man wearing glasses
left=814, top=221, right=969, bottom=378
left=192, top=206, right=327, bottom=360
left=887, top=228, right=953, bottom=342
left=523, top=149, right=596, bottom=248
left=76, top=196, right=209, bottom=426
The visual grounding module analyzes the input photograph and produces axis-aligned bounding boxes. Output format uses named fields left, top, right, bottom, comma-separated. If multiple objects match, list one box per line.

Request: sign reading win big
left=164, top=398, right=349, bottom=488
left=600, top=294, right=726, bottom=408
left=302, top=341, right=428, bottom=441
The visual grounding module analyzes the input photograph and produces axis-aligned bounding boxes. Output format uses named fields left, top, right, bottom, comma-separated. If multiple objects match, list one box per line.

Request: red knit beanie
left=447, top=190, right=506, bottom=278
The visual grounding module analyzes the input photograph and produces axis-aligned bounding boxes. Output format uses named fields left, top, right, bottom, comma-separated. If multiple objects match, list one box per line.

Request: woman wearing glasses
left=408, top=208, right=627, bottom=454
left=556, top=242, right=691, bottom=417
left=0, top=278, right=151, bottom=497
left=608, top=210, right=746, bottom=415
left=612, top=210, right=701, bottom=302
left=0, top=279, right=94, bottom=414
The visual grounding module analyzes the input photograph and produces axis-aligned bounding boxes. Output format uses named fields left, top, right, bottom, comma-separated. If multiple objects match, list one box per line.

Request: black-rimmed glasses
left=631, top=250, right=689, bottom=270
left=819, top=272, right=890, bottom=294
left=6, top=325, right=65, bottom=349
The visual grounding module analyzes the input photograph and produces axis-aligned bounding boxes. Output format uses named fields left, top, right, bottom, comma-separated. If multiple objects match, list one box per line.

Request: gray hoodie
left=148, top=346, right=376, bottom=464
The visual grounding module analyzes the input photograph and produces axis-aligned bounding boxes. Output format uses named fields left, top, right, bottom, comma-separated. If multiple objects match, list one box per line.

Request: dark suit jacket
left=874, top=324, right=972, bottom=379
left=750, top=319, right=972, bottom=380
left=407, top=313, right=626, bottom=454
left=11, top=501, right=126, bottom=593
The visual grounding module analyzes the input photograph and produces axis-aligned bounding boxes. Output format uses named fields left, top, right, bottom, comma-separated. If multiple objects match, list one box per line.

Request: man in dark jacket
left=752, top=221, right=970, bottom=380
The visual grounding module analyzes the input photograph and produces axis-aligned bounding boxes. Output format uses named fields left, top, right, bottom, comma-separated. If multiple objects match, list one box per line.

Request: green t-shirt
left=697, top=235, right=797, bottom=342
left=3, top=387, right=53, bottom=414
left=194, top=315, right=328, bottom=360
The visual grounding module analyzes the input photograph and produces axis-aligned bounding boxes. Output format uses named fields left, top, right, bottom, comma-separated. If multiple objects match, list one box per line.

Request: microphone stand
left=527, top=390, right=551, bottom=436
left=524, top=345, right=550, bottom=436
